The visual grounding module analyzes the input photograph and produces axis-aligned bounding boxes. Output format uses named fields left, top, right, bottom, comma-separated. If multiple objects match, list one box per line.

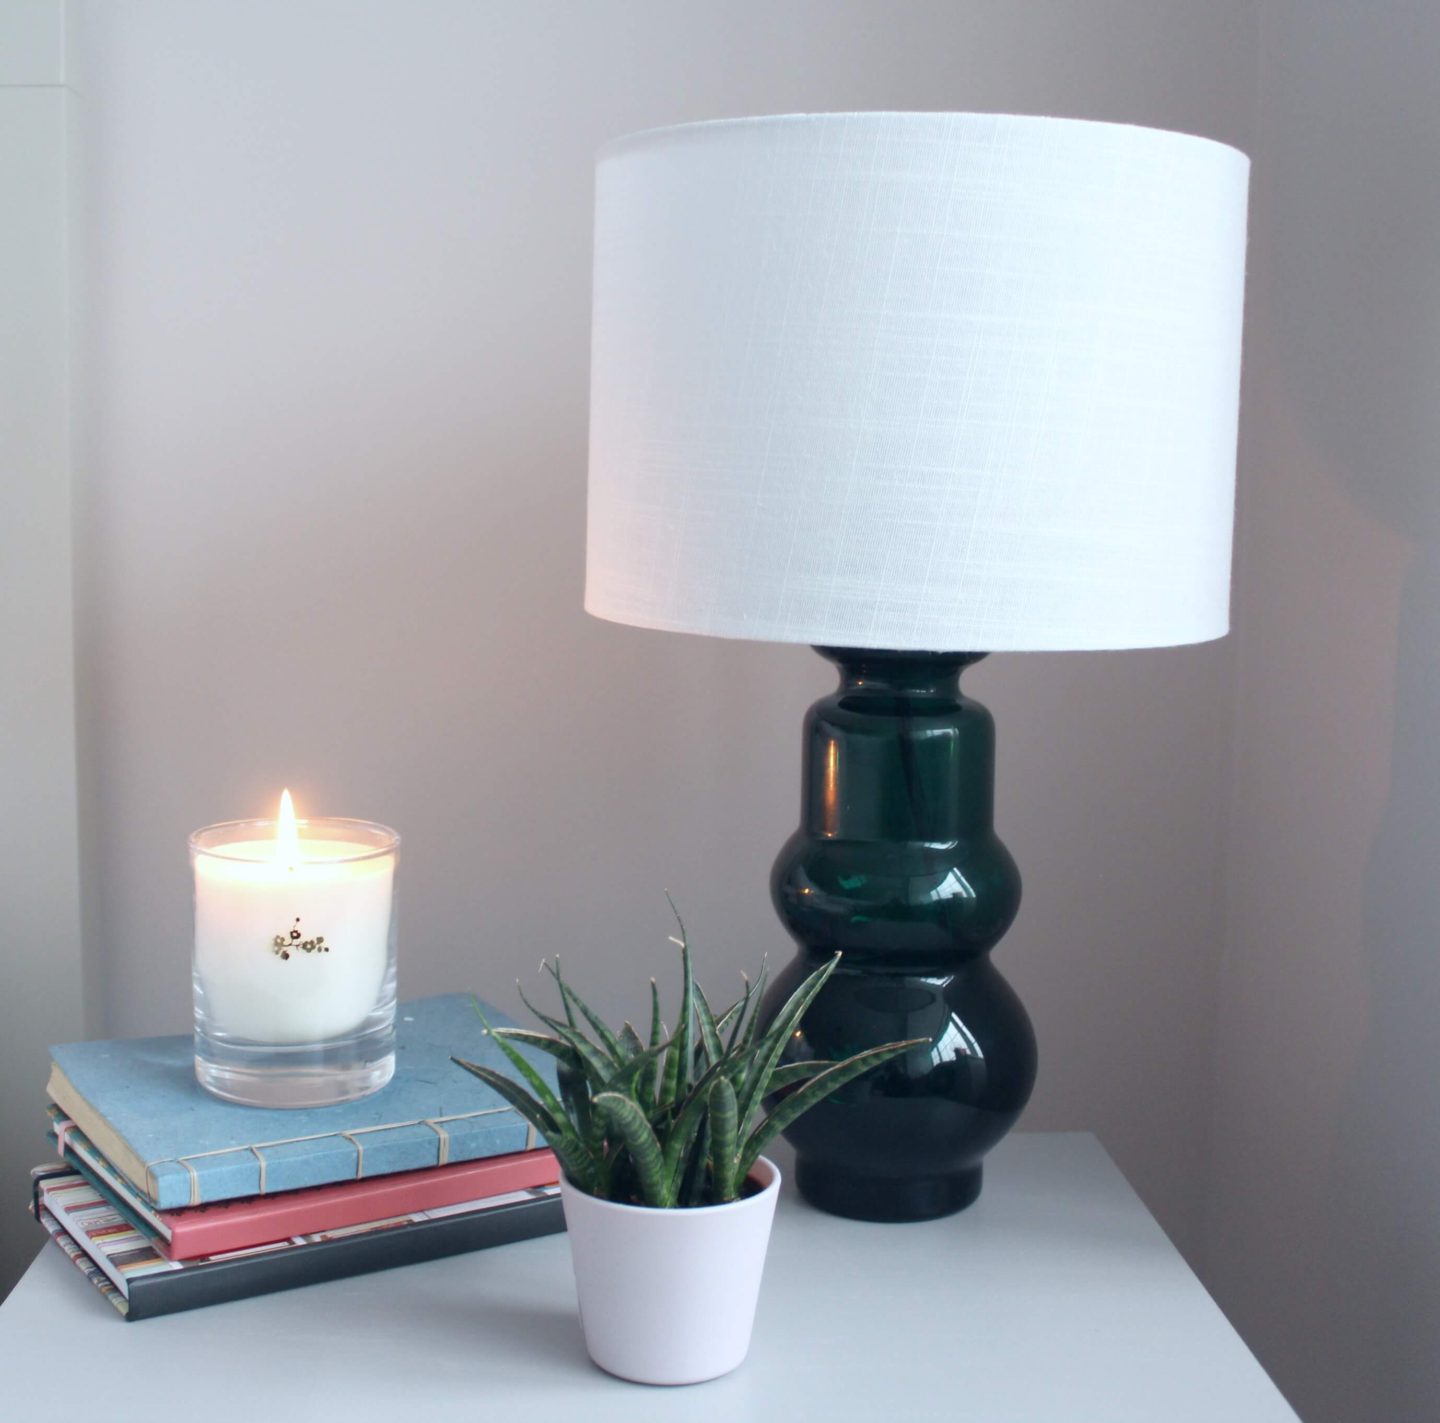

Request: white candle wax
left=194, top=837, right=395, bottom=1044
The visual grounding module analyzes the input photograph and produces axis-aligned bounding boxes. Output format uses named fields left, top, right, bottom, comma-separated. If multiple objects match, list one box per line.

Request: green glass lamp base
left=796, top=1158, right=983, bottom=1223
left=763, top=647, right=1036, bottom=1223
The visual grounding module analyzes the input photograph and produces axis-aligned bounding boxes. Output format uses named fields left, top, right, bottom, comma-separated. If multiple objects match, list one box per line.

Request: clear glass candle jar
left=190, top=814, right=399, bottom=1108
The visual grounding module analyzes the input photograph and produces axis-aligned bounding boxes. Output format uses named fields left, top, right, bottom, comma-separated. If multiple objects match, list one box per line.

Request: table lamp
left=584, top=113, right=1249, bottom=1221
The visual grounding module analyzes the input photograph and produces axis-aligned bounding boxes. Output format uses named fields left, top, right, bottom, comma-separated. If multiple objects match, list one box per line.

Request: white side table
left=0, top=1133, right=1297, bottom=1421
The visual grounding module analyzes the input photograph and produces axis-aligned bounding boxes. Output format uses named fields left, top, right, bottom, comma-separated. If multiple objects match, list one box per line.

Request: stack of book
left=30, top=994, right=563, bottom=1320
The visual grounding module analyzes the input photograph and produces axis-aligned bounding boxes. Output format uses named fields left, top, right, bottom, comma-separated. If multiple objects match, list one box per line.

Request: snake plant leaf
left=664, top=918, right=697, bottom=1100
left=659, top=1026, right=682, bottom=1108
left=708, top=1075, right=740, bottom=1202
left=741, top=1038, right=926, bottom=1177
left=450, top=1056, right=597, bottom=1193
left=487, top=1029, right=599, bottom=1149
left=660, top=1058, right=728, bottom=1190
left=516, top=978, right=583, bottom=1043
left=450, top=1056, right=558, bottom=1135
left=732, top=959, right=769, bottom=1055
left=724, top=973, right=752, bottom=1054
left=766, top=1060, right=833, bottom=1092
left=713, top=995, right=744, bottom=1045
left=735, top=955, right=842, bottom=1131
left=545, top=958, right=625, bottom=1063
left=695, top=984, right=724, bottom=1067
left=620, top=1021, right=645, bottom=1057
left=511, top=1018, right=665, bottom=1116
left=557, top=1056, right=599, bottom=1156
left=600, top=1035, right=675, bottom=1099
left=648, top=978, right=665, bottom=1107
left=545, top=1022, right=622, bottom=1092
left=541, top=958, right=578, bottom=1030
left=487, top=1026, right=580, bottom=1071
left=595, top=1092, right=671, bottom=1207
left=468, top=1016, right=571, bottom=1128
left=661, top=1104, right=706, bottom=1204
left=680, top=1115, right=712, bottom=1207
left=659, top=1037, right=682, bottom=1106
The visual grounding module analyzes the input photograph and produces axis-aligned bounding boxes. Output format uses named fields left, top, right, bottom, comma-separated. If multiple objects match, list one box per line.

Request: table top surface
left=0, top=1132, right=1297, bottom=1422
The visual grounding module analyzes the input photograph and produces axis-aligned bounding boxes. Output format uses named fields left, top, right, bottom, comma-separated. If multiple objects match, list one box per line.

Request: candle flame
left=276, top=788, right=300, bottom=867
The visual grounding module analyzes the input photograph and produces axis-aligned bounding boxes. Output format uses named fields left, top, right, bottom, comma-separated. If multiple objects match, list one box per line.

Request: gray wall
left=0, top=0, right=85, bottom=1292
left=4, top=0, right=1254, bottom=1302
left=50, top=0, right=1253, bottom=1271
left=1202, top=6, right=1440, bottom=1421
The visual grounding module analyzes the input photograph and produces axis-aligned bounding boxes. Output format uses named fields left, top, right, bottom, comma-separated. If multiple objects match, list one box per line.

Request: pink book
left=54, top=1114, right=558, bottom=1261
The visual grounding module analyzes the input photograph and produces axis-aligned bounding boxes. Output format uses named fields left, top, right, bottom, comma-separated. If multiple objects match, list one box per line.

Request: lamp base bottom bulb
left=795, top=1158, right=983, bottom=1223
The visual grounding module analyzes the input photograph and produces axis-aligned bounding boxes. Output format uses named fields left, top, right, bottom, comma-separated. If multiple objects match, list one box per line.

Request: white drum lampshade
left=585, top=112, right=1249, bottom=652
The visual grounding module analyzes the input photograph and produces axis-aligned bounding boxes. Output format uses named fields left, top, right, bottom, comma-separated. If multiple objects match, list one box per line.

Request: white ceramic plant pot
left=559, top=1156, right=782, bottom=1385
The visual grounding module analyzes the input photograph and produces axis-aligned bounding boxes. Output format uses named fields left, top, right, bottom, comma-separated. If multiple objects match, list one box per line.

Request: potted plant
left=453, top=912, right=921, bottom=1385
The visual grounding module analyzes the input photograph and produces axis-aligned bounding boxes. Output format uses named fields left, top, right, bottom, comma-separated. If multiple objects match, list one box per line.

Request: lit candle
left=191, top=793, right=399, bottom=1105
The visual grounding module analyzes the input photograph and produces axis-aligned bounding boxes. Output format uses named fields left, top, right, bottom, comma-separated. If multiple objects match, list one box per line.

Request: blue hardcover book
left=46, top=994, right=553, bottom=1210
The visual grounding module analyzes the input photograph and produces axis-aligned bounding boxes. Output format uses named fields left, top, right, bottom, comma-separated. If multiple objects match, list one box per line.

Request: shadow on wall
left=1337, top=548, right=1440, bottom=1420
left=1263, top=7, right=1440, bottom=1420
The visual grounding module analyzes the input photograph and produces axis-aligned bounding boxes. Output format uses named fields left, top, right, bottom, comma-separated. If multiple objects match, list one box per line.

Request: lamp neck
left=814, top=647, right=987, bottom=698
left=804, top=646, right=995, bottom=846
